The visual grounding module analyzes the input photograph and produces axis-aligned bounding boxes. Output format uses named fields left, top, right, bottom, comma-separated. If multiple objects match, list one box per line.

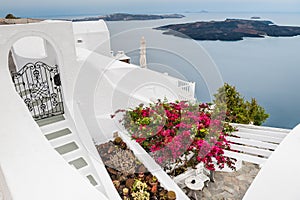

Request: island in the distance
left=155, top=19, right=300, bottom=41
left=72, top=13, right=185, bottom=22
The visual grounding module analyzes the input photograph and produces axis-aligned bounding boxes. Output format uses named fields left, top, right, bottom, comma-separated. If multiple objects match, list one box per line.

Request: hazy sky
left=1, top=0, right=300, bottom=18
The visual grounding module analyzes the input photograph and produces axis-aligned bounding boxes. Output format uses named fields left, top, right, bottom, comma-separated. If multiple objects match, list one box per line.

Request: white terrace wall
left=73, top=47, right=190, bottom=199
left=0, top=74, right=108, bottom=200
left=0, top=21, right=109, bottom=200
left=243, top=123, right=300, bottom=200
left=74, top=48, right=182, bottom=143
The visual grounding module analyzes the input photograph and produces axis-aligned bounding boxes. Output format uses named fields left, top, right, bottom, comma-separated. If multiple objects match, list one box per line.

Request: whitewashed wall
left=0, top=20, right=82, bottom=106
left=74, top=48, right=182, bottom=143
left=243, top=124, right=300, bottom=200
left=73, top=48, right=190, bottom=199
left=72, top=20, right=111, bottom=57
left=11, top=36, right=58, bottom=71
left=0, top=21, right=109, bottom=200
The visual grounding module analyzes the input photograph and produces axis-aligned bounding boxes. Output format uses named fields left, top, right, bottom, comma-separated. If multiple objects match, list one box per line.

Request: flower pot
left=167, top=191, right=176, bottom=200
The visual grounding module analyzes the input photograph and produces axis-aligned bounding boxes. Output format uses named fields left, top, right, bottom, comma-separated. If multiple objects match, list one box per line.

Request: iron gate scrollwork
left=11, top=61, right=64, bottom=120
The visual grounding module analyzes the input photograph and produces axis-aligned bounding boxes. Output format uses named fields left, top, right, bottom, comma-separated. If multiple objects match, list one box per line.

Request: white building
left=0, top=19, right=299, bottom=200
left=0, top=19, right=194, bottom=200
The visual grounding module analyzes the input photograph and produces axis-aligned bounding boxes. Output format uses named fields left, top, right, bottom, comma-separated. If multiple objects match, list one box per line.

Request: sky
left=1, top=0, right=300, bottom=18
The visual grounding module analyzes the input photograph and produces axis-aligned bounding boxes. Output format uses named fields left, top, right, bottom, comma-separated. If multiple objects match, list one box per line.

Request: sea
left=56, top=12, right=300, bottom=129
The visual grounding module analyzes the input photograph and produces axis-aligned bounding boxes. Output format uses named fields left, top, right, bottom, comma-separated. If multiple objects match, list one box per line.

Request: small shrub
left=213, top=83, right=269, bottom=125
left=5, top=14, right=18, bottom=19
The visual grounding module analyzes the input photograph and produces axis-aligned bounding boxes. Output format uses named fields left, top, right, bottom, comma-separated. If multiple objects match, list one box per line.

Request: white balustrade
left=163, top=74, right=196, bottom=101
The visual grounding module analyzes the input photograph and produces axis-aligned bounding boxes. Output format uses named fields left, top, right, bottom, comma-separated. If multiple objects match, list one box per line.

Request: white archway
left=0, top=21, right=80, bottom=106
left=8, top=34, right=65, bottom=120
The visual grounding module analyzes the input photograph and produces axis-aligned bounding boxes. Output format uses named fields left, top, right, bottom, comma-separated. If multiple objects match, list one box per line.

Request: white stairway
left=38, top=115, right=104, bottom=192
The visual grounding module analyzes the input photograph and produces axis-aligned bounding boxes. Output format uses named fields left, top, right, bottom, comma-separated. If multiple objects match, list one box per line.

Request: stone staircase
left=38, top=115, right=104, bottom=192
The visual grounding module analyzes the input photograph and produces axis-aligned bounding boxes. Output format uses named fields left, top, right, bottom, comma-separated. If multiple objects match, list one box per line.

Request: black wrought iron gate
left=11, top=61, right=64, bottom=120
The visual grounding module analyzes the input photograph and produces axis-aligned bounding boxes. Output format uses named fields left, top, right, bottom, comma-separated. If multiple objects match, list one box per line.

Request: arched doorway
left=9, top=36, right=64, bottom=120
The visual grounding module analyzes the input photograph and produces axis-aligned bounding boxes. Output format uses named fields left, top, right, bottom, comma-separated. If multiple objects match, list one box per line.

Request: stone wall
left=0, top=18, right=42, bottom=25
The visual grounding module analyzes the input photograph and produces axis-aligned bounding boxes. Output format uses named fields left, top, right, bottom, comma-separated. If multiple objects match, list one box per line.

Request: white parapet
left=75, top=47, right=195, bottom=143
left=0, top=74, right=109, bottom=200
left=119, top=132, right=190, bottom=200
left=242, top=124, right=300, bottom=200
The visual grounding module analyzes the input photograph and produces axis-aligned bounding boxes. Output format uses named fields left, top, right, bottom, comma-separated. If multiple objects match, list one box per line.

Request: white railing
left=224, top=124, right=291, bottom=166
left=177, top=80, right=196, bottom=101
left=163, top=74, right=196, bottom=101
left=177, top=80, right=193, bottom=93
left=177, top=80, right=195, bottom=99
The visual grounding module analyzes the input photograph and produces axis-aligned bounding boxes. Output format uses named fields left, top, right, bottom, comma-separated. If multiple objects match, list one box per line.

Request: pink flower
left=115, top=100, right=236, bottom=171
left=150, top=145, right=161, bottom=152
left=157, top=157, right=163, bottom=164
left=135, top=137, right=146, bottom=144
left=141, top=110, right=149, bottom=117
left=161, top=129, right=171, bottom=137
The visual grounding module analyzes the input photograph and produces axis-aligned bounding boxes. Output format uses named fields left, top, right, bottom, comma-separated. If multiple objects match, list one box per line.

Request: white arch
left=0, top=21, right=79, bottom=105
left=0, top=21, right=109, bottom=200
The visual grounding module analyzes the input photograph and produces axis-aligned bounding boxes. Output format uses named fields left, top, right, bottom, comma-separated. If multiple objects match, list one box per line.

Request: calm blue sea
left=106, top=12, right=300, bottom=129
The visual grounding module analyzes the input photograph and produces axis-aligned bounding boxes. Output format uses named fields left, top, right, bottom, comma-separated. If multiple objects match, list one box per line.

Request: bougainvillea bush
left=112, top=99, right=236, bottom=174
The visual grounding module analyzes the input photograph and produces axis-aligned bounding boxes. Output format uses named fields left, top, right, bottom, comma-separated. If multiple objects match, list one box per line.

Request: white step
left=44, top=128, right=72, bottom=140
left=233, top=131, right=283, bottom=144
left=54, top=141, right=80, bottom=155
left=62, top=148, right=86, bottom=162
left=226, top=136, right=278, bottom=150
left=49, top=134, right=77, bottom=148
left=37, top=114, right=65, bottom=127
left=68, top=157, right=89, bottom=170
left=40, top=120, right=69, bottom=134
left=230, top=143, right=273, bottom=158
left=224, top=150, right=267, bottom=165
left=237, top=127, right=288, bottom=139
left=38, top=115, right=105, bottom=193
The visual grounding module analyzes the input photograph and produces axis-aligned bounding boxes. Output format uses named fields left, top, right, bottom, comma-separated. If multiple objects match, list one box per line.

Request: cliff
left=72, top=13, right=185, bottom=22
left=155, top=19, right=300, bottom=41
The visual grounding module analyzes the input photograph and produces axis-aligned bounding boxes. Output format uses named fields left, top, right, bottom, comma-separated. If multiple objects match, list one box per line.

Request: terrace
left=0, top=19, right=299, bottom=200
